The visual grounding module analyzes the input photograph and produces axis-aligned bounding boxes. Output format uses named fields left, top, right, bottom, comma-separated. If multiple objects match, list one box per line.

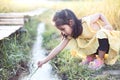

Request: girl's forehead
left=59, top=25, right=70, bottom=29
left=57, top=25, right=64, bottom=29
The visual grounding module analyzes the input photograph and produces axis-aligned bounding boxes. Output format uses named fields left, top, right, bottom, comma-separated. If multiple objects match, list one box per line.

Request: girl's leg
left=88, top=38, right=109, bottom=70
left=98, top=50, right=106, bottom=60
left=97, top=39, right=109, bottom=59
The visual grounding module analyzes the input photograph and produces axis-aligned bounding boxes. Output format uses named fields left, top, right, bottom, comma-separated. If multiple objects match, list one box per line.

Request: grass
left=0, top=16, right=39, bottom=80
left=0, top=32, right=29, bottom=79
left=51, top=50, right=96, bottom=80
left=0, top=0, right=37, bottom=12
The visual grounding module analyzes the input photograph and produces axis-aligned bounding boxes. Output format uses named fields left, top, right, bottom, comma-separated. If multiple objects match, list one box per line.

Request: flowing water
left=21, top=23, right=59, bottom=80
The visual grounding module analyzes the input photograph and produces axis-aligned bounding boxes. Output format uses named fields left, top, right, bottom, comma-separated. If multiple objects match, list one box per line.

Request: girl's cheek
left=70, top=29, right=72, bottom=34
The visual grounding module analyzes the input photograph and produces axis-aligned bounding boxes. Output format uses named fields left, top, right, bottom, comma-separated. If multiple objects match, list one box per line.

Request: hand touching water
left=37, top=60, right=45, bottom=67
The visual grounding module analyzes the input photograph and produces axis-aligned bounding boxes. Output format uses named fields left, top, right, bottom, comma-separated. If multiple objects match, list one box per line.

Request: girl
left=38, top=9, right=120, bottom=70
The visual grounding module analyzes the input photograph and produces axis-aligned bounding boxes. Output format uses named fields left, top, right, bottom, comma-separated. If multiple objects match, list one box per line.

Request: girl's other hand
left=104, top=25, right=113, bottom=31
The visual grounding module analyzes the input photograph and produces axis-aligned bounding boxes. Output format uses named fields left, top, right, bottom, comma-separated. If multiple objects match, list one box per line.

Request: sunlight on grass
left=11, top=0, right=47, bottom=8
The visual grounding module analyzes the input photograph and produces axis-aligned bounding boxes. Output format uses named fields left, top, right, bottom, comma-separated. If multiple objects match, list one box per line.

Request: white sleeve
left=82, top=16, right=91, bottom=26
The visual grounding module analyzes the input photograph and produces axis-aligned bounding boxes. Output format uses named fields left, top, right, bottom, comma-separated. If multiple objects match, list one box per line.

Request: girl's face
left=57, top=24, right=72, bottom=36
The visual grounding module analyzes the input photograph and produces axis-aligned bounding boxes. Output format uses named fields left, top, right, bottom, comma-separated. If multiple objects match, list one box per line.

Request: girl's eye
left=60, top=28, right=64, bottom=31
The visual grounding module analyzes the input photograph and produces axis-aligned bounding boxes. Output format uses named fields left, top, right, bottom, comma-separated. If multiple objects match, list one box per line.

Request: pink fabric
left=88, top=59, right=104, bottom=70
left=80, top=56, right=94, bottom=65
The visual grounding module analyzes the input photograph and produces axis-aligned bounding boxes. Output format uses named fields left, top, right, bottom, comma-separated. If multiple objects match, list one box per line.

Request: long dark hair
left=53, top=9, right=83, bottom=39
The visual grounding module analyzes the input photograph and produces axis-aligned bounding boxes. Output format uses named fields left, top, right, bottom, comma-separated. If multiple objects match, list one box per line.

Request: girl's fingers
left=37, top=61, right=43, bottom=67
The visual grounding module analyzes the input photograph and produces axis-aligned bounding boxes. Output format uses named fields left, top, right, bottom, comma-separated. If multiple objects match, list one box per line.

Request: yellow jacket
left=70, top=17, right=120, bottom=65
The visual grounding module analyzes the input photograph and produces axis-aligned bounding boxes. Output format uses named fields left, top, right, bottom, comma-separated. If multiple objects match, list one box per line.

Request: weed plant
left=0, top=16, right=39, bottom=80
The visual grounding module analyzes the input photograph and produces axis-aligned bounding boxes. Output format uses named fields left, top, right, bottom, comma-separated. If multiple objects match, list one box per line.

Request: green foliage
left=0, top=16, right=39, bottom=79
left=51, top=50, right=95, bottom=80
left=0, top=33, right=29, bottom=79
left=38, top=9, right=61, bottom=50
left=42, top=30, right=60, bottom=50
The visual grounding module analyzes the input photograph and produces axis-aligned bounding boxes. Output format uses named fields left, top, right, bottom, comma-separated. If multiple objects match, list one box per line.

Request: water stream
left=21, top=23, right=59, bottom=80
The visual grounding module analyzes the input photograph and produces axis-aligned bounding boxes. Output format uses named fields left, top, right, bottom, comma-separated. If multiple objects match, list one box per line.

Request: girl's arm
left=38, top=38, right=70, bottom=67
left=90, top=13, right=113, bottom=30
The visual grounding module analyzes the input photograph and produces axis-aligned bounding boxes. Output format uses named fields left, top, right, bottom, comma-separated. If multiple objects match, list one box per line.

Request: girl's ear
left=68, top=19, right=74, bottom=27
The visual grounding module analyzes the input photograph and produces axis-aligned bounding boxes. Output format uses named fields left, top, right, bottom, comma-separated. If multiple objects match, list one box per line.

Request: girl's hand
left=37, top=60, right=45, bottom=67
left=104, top=25, right=113, bottom=31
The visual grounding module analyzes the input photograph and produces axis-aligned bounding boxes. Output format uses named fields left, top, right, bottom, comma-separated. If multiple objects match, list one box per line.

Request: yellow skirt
left=69, top=29, right=120, bottom=65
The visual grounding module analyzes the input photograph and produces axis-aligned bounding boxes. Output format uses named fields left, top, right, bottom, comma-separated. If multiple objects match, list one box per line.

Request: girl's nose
left=62, top=31, right=66, bottom=35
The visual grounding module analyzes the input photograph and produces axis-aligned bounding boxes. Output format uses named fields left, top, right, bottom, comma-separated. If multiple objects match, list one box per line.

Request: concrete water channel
left=21, top=23, right=59, bottom=80
left=18, top=8, right=60, bottom=80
